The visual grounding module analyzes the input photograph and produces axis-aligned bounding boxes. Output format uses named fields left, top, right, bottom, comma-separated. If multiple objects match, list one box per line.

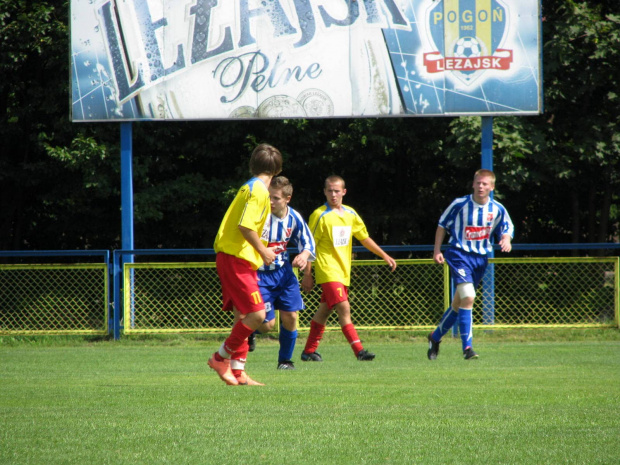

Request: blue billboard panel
left=70, top=0, right=542, bottom=121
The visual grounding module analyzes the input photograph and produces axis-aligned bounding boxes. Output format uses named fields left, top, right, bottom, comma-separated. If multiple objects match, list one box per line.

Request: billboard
left=70, top=0, right=542, bottom=121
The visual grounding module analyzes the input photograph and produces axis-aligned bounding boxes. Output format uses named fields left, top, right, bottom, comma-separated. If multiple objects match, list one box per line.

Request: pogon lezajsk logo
left=423, top=0, right=513, bottom=86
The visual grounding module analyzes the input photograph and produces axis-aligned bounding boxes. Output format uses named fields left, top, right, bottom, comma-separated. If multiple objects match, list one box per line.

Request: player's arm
left=291, top=249, right=312, bottom=272
left=290, top=214, right=316, bottom=272
left=433, top=226, right=446, bottom=264
left=239, top=225, right=276, bottom=266
left=301, top=260, right=314, bottom=293
left=359, top=237, right=397, bottom=271
left=499, top=208, right=514, bottom=253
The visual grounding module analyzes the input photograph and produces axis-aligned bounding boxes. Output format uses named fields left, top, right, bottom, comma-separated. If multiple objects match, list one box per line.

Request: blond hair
left=325, top=175, right=345, bottom=189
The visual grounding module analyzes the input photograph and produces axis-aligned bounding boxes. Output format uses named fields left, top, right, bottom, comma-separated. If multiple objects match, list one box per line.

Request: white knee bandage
left=457, top=283, right=476, bottom=299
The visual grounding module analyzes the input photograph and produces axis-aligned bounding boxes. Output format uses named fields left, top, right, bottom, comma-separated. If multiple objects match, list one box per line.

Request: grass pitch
left=1, top=331, right=619, bottom=464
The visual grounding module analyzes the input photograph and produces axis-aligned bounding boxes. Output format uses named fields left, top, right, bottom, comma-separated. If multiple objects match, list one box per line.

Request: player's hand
left=292, top=254, right=307, bottom=271
left=434, top=251, right=444, bottom=265
left=385, top=256, right=397, bottom=272
left=499, top=235, right=512, bottom=253
left=261, top=248, right=277, bottom=266
left=301, top=273, right=314, bottom=293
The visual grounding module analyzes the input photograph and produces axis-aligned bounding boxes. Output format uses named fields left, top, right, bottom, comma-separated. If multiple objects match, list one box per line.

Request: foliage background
left=1, top=0, right=618, bottom=251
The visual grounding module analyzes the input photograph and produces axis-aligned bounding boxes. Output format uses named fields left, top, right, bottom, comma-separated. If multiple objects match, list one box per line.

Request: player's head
left=474, top=169, right=496, bottom=185
left=472, top=169, right=495, bottom=202
left=250, top=143, right=283, bottom=177
left=324, top=175, right=346, bottom=208
left=270, top=176, right=293, bottom=198
left=325, top=175, right=345, bottom=190
left=269, top=176, right=292, bottom=217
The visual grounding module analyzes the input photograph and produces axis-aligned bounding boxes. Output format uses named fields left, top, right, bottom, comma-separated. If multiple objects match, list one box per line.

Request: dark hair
left=270, top=176, right=293, bottom=197
left=250, top=144, right=283, bottom=176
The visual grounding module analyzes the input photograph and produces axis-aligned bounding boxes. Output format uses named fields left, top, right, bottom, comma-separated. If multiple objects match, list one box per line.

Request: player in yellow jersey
left=208, top=143, right=282, bottom=385
left=302, top=175, right=397, bottom=361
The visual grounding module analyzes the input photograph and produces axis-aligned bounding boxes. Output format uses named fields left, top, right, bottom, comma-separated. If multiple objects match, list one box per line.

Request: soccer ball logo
left=453, top=37, right=482, bottom=58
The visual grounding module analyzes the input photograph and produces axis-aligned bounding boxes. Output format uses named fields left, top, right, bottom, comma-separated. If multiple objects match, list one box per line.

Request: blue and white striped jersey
left=438, top=195, right=514, bottom=255
left=259, top=206, right=316, bottom=271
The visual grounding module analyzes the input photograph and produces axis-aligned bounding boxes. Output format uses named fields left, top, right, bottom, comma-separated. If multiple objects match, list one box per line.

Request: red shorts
left=320, top=282, right=349, bottom=309
left=216, top=253, right=265, bottom=315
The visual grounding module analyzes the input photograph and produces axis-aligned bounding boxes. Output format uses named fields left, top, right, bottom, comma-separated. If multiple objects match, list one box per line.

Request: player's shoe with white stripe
left=427, top=333, right=441, bottom=360
left=277, top=360, right=296, bottom=370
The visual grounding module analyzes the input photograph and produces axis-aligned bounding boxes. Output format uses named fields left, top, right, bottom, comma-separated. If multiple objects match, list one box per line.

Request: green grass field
left=1, top=331, right=619, bottom=464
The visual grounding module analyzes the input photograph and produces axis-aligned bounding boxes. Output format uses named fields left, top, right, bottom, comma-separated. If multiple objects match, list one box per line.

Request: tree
left=0, top=0, right=618, bottom=252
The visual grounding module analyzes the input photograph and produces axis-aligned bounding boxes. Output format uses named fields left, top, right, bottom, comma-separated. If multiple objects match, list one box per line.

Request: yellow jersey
left=214, top=178, right=270, bottom=270
left=309, top=204, right=369, bottom=286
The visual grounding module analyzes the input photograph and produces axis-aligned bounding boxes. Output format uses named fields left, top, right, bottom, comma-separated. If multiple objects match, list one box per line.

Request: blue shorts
left=444, top=247, right=488, bottom=288
left=257, top=262, right=304, bottom=322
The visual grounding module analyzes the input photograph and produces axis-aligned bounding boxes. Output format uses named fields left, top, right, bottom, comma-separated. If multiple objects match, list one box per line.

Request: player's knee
left=261, top=319, right=276, bottom=333
left=456, top=283, right=476, bottom=301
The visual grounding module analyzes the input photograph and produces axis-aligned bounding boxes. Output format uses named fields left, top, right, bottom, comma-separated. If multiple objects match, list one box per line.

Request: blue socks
left=458, top=308, right=473, bottom=351
left=432, top=307, right=475, bottom=351
left=431, top=307, right=458, bottom=342
left=278, top=326, right=297, bottom=362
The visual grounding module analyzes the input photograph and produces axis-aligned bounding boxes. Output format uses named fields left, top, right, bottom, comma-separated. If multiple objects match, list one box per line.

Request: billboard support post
left=481, top=116, right=495, bottom=327
left=116, top=122, right=134, bottom=340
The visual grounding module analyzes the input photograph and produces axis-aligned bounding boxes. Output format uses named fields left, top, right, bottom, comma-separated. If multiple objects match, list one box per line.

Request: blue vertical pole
left=121, top=122, right=134, bottom=252
left=481, top=117, right=495, bottom=326
left=115, top=122, right=134, bottom=340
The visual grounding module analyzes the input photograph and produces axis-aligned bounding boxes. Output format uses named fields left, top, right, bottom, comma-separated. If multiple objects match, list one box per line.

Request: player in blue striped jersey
left=428, top=169, right=514, bottom=360
left=250, top=176, right=316, bottom=369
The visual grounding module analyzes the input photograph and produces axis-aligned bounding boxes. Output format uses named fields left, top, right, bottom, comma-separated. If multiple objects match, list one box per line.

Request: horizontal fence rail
left=0, top=246, right=618, bottom=337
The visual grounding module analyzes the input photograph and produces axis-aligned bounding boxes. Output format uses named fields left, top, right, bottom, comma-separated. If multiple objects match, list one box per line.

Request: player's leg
left=229, top=309, right=267, bottom=385
left=302, top=300, right=329, bottom=361
left=460, top=256, right=487, bottom=360
left=250, top=271, right=278, bottom=352
left=277, top=310, right=298, bottom=369
left=302, top=282, right=344, bottom=361
left=248, top=304, right=276, bottom=352
left=428, top=301, right=459, bottom=359
left=331, top=290, right=374, bottom=361
left=209, top=253, right=266, bottom=385
left=275, top=271, right=303, bottom=368
left=454, top=285, right=477, bottom=359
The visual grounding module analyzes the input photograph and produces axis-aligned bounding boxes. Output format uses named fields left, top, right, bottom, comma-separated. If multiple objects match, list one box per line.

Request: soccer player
left=248, top=176, right=316, bottom=370
left=301, top=175, right=397, bottom=362
left=208, top=143, right=282, bottom=385
left=428, top=169, right=514, bottom=360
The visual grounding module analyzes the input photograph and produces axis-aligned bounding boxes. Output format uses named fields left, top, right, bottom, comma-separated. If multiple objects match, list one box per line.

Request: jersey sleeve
left=238, top=183, right=269, bottom=233
left=493, top=203, right=515, bottom=241
left=289, top=209, right=316, bottom=261
left=309, top=208, right=322, bottom=242
left=438, top=197, right=463, bottom=231
left=352, top=213, right=369, bottom=242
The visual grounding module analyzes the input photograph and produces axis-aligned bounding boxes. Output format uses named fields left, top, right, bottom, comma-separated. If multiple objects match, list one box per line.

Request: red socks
left=342, top=323, right=363, bottom=355
left=304, top=320, right=325, bottom=353
left=223, top=320, right=253, bottom=357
